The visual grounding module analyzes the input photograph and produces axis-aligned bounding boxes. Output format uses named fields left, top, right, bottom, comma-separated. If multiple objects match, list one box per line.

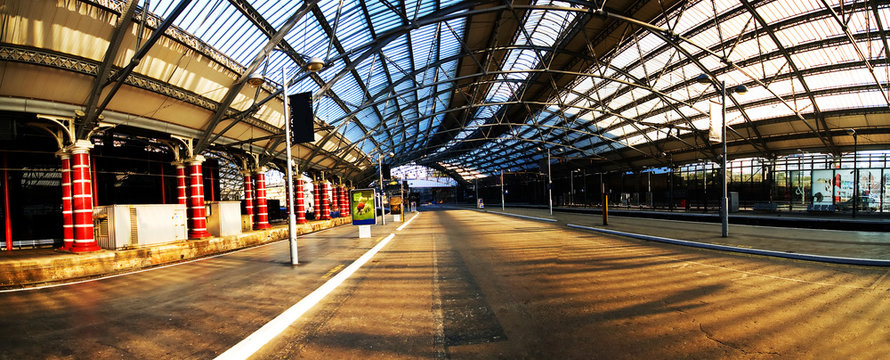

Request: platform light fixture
left=535, top=146, right=552, bottom=216
left=279, top=57, right=326, bottom=265
left=306, top=57, right=325, bottom=72
left=378, top=151, right=394, bottom=225
left=247, top=72, right=265, bottom=87
left=695, top=73, right=747, bottom=238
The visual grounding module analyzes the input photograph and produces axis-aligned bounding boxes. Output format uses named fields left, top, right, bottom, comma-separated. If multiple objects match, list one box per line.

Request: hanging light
left=247, top=72, right=265, bottom=87
left=306, top=57, right=325, bottom=72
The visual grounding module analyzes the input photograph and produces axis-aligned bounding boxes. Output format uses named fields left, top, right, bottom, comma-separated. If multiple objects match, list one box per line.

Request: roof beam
left=79, top=0, right=192, bottom=139
left=194, top=0, right=319, bottom=154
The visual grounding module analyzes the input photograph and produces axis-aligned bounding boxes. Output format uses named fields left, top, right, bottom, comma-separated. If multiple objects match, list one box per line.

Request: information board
left=350, top=189, right=377, bottom=225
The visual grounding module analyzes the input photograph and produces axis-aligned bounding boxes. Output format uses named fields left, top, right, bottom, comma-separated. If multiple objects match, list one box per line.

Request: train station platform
left=3, top=204, right=889, bottom=289
left=468, top=204, right=890, bottom=266
left=0, top=217, right=351, bottom=289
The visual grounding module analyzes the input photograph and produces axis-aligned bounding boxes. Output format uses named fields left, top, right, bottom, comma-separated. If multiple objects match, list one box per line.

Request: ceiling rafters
left=739, top=0, right=837, bottom=154
left=194, top=0, right=319, bottom=154
left=302, top=2, right=390, bottom=165
left=34, top=0, right=890, bottom=183
left=818, top=0, right=890, bottom=106
left=224, top=0, right=387, bottom=167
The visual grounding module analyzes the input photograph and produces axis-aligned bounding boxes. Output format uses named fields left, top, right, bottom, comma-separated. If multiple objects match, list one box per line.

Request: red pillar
left=70, top=140, right=100, bottom=252
left=345, top=186, right=351, bottom=216
left=58, top=152, right=74, bottom=250
left=321, top=181, right=331, bottom=220
left=313, top=179, right=321, bottom=220
left=187, top=156, right=211, bottom=239
left=253, top=169, right=271, bottom=230
left=331, top=183, right=339, bottom=217
left=339, top=185, right=347, bottom=216
left=174, top=162, right=187, bottom=205
left=243, top=171, right=254, bottom=225
left=296, top=177, right=307, bottom=224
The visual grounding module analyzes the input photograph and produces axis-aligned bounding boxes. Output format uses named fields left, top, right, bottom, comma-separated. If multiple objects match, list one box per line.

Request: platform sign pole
left=501, top=170, right=505, bottom=211
left=282, top=66, right=298, bottom=265
left=603, top=195, right=609, bottom=226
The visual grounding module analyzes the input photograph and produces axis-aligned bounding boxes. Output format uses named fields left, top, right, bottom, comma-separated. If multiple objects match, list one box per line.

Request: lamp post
left=536, top=147, right=553, bottom=215
left=281, top=58, right=324, bottom=265
left=570, top=169, right=575, bottom=205
left=696, top=74, right=747, bottom=238
left=399, top=176, right=404, bottom=222
left=378, top=152, right=393, bottom=224
left=248, top=51, right=324, bottom=265
left=848, top=128, right=858, bottom=217
left=500, top=170, right=505, bottom=211
left=252, top=57, right=324, bottom=265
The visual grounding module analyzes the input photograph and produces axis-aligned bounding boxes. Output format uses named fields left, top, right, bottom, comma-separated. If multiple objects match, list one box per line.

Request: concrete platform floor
left=3, top=207, right=889, bottom=359
left=257, top=208, right=890, bottom=359
left=0, top=217, right=351, bottom=288
left=479, top=206, right=890, bottom=262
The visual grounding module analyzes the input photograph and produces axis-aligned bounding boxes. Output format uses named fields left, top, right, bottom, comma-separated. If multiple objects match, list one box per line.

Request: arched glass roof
left=121, top=0, right=890, bottom=181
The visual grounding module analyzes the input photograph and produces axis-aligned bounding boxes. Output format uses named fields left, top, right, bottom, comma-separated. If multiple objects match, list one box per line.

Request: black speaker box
left=288, top=92, right=314, bottom=143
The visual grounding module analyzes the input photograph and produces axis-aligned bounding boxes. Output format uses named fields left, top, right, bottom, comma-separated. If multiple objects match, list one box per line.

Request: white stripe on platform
left=214, top=233, right=398, bottom=360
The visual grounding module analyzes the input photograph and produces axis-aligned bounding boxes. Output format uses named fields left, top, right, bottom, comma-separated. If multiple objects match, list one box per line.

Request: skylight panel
left=594, top=116, right=620, bottom=130
left=284, top=15, right=331, bottom=60
left=330, top=76, right=364, bottom=108
left=744, top=102, right=798, bottom=122
left=411, top=24, right=438, bottom=62
left=805, top=68, right=876, bottom=92
left=687, top=26, right=722, bottom=51
left=636, top=32, right=665, bottom=56
left=315, top=97, right=347, bottom=123
left=670, top=0, right=714, bottom=34
left=366, top=1, right=404, bottom=34
left=730, top=37, right=778, bottom=62
left=816, top=91, right=888, bottom=111
left=334, top=2, right=373, bottom=51
left=609, top=45, right=645, bottom=71
left=443, top=0, right=579, bottom=148
left=626, top=63, right=649, bottom=82
left=756, top=0, right=821, bottom=24
left=774, top=18, right=840, bottom=47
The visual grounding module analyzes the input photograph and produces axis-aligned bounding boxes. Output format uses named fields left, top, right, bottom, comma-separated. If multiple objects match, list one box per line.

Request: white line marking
left=396, top=212, right=421, bottom=231
left=431, top=234, right=447, bottom=359
left=482, top=210, right=557, bottom=222
left=0, top=226, right=342, bottom=293
left=214, top=233, right=397, bottom=360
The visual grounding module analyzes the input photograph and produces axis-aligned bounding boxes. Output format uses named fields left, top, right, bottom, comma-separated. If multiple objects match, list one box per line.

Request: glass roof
left=135, top=0, right=889, bottom=182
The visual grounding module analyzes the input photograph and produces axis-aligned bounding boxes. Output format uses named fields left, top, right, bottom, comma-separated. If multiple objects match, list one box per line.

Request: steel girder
left=0, top=44, right=276, bottom=135
left=78, top=0, right=192, bottom=139
left=193, top=0, right=319, bottom=154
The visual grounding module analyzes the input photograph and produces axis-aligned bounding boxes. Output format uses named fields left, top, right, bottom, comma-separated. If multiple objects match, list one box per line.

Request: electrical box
left=94, top=204, right=188, bottom=250
left=207, top=201, right=242, bottom=237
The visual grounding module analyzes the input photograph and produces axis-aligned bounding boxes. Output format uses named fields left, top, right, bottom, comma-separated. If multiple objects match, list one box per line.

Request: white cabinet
left=207, top=201, right=242, bottom=237
left=94, top=204, right=188, bottom=250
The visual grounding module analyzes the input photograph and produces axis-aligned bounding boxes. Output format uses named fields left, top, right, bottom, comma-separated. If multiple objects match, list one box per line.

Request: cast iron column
left=187, top=156, right=211, bottom=238
left=70, top=140, right=100, bottom=252
left=253, top=168, right=271, bottom=230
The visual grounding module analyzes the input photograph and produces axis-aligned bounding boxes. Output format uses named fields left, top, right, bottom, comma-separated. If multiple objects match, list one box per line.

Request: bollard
left=603, top=195, right=609, bottom=226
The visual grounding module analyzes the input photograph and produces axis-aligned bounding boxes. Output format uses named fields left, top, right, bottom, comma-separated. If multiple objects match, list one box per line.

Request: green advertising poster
left=351, top=189, right=376, bottom=225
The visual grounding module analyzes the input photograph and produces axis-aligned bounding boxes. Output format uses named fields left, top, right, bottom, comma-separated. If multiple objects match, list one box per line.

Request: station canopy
left=116, top=0, right=890, bottom=181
